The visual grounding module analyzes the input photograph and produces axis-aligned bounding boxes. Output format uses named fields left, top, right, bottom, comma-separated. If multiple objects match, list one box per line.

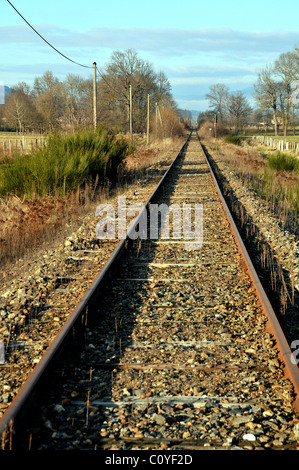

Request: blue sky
left=1, top=0, right=298, bottom=111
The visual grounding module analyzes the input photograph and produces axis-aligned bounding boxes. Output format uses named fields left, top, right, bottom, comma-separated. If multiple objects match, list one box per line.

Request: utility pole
left=93, top=62, right=97, bottom=130
left=147, top=94, right=150, bottom=145
left=129, top=85, right=133, bottom=143
left=155, top=102, right=158, bottom=139
left=214, top=114, right=217, bottom=139
left=157, top=104, right=163, bottom=138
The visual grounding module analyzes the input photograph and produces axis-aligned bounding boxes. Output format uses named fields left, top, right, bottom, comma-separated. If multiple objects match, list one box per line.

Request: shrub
left=224, top=135, right=241, bottom=146
left=267, top=151, right=299, bottom=173
left=0, top=126, right=133, bottom=198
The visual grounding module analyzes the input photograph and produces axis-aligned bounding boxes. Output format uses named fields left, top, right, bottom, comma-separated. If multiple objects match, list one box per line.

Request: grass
left=201, top=134, right=299, bottom=228
left=251, top=169, right=299, bottom=215
left=267, top=151, right=299, bottom=173
left=0, top=126, right=134, bottom=198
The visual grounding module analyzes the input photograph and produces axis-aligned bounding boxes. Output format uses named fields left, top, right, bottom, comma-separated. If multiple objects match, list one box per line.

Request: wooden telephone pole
left=129, top=85, right=133, bottom=143
left=147, top=94, right=150, bottom=145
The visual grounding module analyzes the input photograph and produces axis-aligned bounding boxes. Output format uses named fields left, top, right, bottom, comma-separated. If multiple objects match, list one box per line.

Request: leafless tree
left=3, top=84, right=42, bottom=132
left=98, top=49, right=177, bottom=134
left=254, top=66, right=280, bottom=135
left=205, top=83, right=230, bottom=123
left=33, top=71, right=65, bottom=132
left=274, top=52, right=299, bottom=136
left=62, top=74, right=93, bottom=131
left=2, top=51, right=178, bottom=136
left=227, top=91, right=252, bottom=134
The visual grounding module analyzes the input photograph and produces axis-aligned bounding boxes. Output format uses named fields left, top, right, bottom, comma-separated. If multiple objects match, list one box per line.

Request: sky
left=1, top=0, right=298, bottom=112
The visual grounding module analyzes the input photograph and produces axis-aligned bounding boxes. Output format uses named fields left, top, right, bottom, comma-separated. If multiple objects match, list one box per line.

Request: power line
left=96, top=66, right=125, bottom=99
left=6, top=1, right=126, bottom=95
left=6, top=0, right=140, bottom=128
left=6, top=0, right=93, bottom=69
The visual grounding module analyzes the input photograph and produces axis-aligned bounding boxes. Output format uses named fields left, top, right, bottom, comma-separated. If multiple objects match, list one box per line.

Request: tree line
left=203, top=43, right=299, bottom=136
left=0, top=49, right=183, bottom=137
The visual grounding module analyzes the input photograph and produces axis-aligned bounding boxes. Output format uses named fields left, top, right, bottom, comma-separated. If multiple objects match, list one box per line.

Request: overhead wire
left=96, top=66, right=127, bottom=100
left=6, top=1, right=131, bottom=106
left=6, top=0, right=93, bottom=69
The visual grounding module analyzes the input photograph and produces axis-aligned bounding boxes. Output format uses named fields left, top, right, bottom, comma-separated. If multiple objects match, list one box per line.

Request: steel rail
left=197, top=134, right=299, bottom=415
left=0, top=133, right=191, bottom=439
left=1, top=129, right=298, bottom=444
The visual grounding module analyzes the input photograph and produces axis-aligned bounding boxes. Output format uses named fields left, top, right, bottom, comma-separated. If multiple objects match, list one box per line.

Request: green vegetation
left=267, top=151, right=299, bottom=173
left=252, top=169, right=299, bottom=213
left=224, top=135, right=241, bottom=146
left=0, top=126, right=134, bottom=198
left=205, top=137, right=299, bottom=229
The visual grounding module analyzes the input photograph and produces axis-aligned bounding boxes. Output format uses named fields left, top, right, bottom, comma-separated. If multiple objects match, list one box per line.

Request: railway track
left=1, top=131, right=299, bottom=451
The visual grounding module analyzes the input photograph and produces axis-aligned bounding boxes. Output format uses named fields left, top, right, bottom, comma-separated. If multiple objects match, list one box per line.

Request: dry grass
left=201, top=134, right=299, bottom=318
left=205, top=137, right=299, bottom=230
left=0, top=191, right=92, bottom=266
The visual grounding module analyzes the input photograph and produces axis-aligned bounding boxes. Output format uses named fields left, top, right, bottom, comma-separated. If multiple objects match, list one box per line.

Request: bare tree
left=3, top=51, right=178, bottom=136
left=62, top=74, right=93, bottom=131
left=155, top=71, right=173, bottom=106
left=3, top=85, right=41, bottom=132
left=99, top=49, right=152, bottom=132
left=205, top=83, right=229, bottom=123
left=274, top=52, right=299, bottom=136
left=33, top=71, right=65, bottom=132
left=227, top=91, right=252, bottom=134
left=254, top=66, right=280, bottom=135
left=99, top=49, right=177, bottom=134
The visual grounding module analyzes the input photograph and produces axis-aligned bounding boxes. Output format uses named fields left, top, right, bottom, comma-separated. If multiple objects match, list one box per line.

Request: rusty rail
left=0, top=134, right=191, bottom=439
left=197, top=134, right=299, bottom=414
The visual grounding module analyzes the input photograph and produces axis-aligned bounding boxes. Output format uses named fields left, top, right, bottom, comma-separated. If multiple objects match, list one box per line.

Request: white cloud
left=1, top=24, right=298, bottom=55
left=1, top=24, right=297, bottom=111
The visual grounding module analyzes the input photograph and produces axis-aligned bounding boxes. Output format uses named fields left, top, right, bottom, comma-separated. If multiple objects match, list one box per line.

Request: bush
left=267, top=151, right=299, bottom=173
left=224, top=135, right=241, bottom=146
left=0, top=126, right=133, bottom=198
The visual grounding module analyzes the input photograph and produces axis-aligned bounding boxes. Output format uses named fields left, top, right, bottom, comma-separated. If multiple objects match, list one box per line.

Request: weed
left=0, top=126, right=133, bottom=198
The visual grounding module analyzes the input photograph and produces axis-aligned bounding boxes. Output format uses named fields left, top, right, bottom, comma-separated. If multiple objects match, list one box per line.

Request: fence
left=253, top=135, right=299, bottom=155
left=0, top=136, right=47, bottom=156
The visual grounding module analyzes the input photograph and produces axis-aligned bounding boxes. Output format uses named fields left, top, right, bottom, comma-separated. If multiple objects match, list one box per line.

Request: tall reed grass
left=0, top=126, right=134, bottom=198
